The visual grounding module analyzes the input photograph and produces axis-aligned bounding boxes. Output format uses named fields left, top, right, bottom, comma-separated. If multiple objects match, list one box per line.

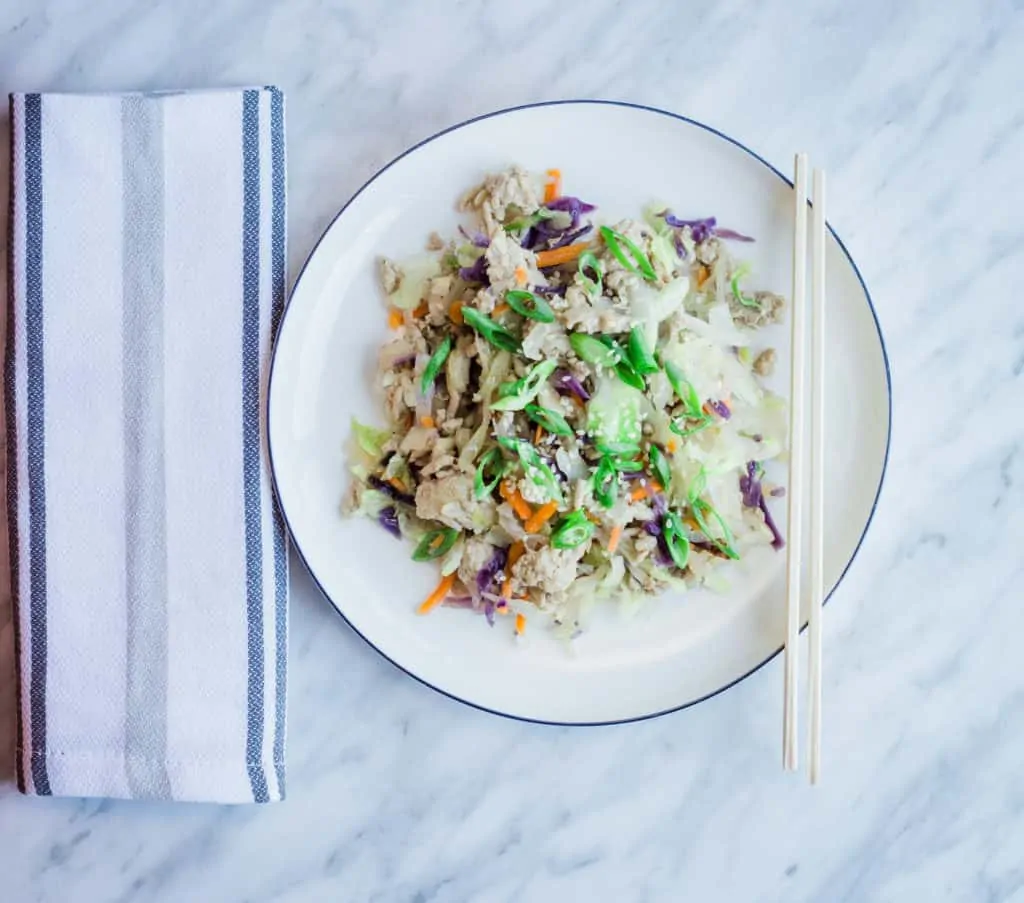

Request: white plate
left=269, top=101, right=890, bottom=725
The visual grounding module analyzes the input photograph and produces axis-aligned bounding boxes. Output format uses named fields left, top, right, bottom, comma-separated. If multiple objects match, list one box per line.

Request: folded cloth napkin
left=5, top=88, right=288, bottom=802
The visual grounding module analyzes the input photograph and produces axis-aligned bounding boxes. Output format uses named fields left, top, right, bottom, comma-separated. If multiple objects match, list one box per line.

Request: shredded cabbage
left=388, top=255, right=441, bottom=310
left=351, top=417, right=390, bottom=459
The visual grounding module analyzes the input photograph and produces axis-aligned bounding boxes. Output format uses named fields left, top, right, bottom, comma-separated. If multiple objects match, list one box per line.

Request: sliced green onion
left=550, top=510, right=595, bottom=549
left=497, top=436, right=563, bottom=502
left=669, top=415, right=714, bottom=439
left=595, top=439, right=642, bottom=458
left=504, top=208, right=556, bottom=234
left=599, top=225, right=657, bottom=282
left=626, top=327, right=659, bottom=375
left=662, top=511, right=691, bottom=569
left=412, top=527, right=459, bottom=562
left=730, top=263, right=760, bottom=309
left=506, top=290, right=555, bottom=323
left=691, top=500, right=739, bottom=559
left=462, top=306, right=521, bottom=354
left=569, top=333, right=622, bottom=368
left=420, top=335, right=452, bottom=394
left=490, top=359, right=558, bottom=412
left=474, top=446, right=507, bottom=499
left=612, top=458, right=645, bottom=473
left=687, top=466, right=708, bottom=502
left=578, top=251, right=604, bottom=295
left=649, top=445, right=672, bottom=490
left=525, top=404, right=573, bottom=437
left=615, top=358, right=646, bottom=391
left=592, top=456, right=618, bottom=508
left=663, top=360, right=704, bottom=418
left=687, top=468, right=739, bottom=559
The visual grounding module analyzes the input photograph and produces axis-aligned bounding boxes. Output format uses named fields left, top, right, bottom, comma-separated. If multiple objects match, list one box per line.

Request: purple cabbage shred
left=459, top=254, right=489, bottom=284
left=707, top=399, right=732, bottom=420
left=476, top=546, right=508, bottom=595
left=547, top=223, right=593, bottom=250
left=534, top=283, right=568, bottom=297
left=459, top=226, right=490, bottom=248
left=739, top=461, right=785, bottom=549
left=662, top=212, right=755, bottom=245
left=664, top=213, right=717, bottom=243
left=377, top=506, right=401, bottom=538
left=368, top=475, right=416, bottom=506
left=553, top=369, right=590, bottom=402
left=544, top=196, right=596, bottom=229
left=714, top=227, right=755, bottom=242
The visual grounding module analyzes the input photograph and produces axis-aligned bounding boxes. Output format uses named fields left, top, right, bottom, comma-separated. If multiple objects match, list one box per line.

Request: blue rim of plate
left=268, top=99, right=893, bottom=727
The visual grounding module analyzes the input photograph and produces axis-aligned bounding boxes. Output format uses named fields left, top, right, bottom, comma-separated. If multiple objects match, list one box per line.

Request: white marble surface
left=1, top=0, right=1023, bottom=900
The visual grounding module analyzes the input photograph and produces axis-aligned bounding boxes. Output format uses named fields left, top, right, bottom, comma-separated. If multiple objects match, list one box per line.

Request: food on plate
left=345, top=167, right=787, bottom=639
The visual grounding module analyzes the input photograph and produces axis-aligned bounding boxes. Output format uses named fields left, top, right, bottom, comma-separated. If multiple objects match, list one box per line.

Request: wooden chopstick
left=784, top=153, right=809, bottom=772
left=808, top=168, right=827, bottom=784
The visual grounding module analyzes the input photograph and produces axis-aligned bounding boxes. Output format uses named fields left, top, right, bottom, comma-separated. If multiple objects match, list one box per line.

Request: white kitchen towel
left=5, top=89, right=288, bottom=803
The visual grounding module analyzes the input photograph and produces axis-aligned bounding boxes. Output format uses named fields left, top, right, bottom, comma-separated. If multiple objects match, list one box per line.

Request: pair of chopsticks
left=783, top=154, right=826, bottom=783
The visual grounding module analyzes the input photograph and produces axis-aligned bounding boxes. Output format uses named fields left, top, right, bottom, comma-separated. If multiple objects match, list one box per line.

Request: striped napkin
left=5, top=88, right=289, bottom=803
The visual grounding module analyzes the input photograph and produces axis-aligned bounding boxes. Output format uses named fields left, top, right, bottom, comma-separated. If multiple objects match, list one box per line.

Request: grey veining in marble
left=1, top=0, right=1023, bottom=901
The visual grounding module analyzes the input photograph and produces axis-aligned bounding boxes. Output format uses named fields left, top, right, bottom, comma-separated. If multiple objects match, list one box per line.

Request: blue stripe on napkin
left=268, top=85, right=288, bottom=799
left=241, top=88, right=269, bottom=804
left=24, top=91, right=52, bottom=797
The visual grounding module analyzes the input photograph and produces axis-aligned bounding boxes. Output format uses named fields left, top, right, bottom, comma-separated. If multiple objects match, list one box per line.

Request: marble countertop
left=2, top=1, right=1022, bottom=901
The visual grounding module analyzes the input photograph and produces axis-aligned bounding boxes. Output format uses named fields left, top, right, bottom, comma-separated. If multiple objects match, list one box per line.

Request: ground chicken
left=731, top=291, right=785, bottom=328
left=379, top=257, right=402, bottom=294
left=484, top=231, right=543, bottom=295
left=460, top=166, right=541, bottom=236
left=415, top=472, right=492, bottom=532
left=753, top=348, right=776, bottom=376
left=457, top=537, right=495, bottom=592
left=696, top=238, right=721, bottom=265
left=426, top=275, right=454, bottom=325
left=511, top=545, right=584, bottom=596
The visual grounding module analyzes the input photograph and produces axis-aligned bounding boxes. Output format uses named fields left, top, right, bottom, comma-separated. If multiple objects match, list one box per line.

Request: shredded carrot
left=536, top=242, right=590, bottom=268
left=500, top=481, right=533, bottom=520
left=533, top=424, right=544, bottom=444
left=524, top=500, right=558, bottom=534
left=418, top=573, right=456, bottom=615
left=515, top=612, right=527, bottom=635
left=608, top=525, right=623, bottom=553
left=412, top=301, right=428, bottom=318
left=697, top=264, right=711, bottom=287
left=449, top=300, right=464, bottom=324
left=666, top=438, right=678, bottom=454
left=386, top=476, right=407, bottom=493
left=387, top=308, right=403, bottom=329
left=630, top=480, right=664, bottom=502
left=501, top=541, right=525, bottom=600
left=514, top=265, right=528, bottom=286
left=492, top=302, right=509, bottom=316
left=420, top=415, right=435, bottom=429
left=543, top=168, right=562, bottom=203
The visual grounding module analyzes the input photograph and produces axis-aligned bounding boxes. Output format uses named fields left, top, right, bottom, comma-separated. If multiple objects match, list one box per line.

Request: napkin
left=5, top=88, right=288, bottom=802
